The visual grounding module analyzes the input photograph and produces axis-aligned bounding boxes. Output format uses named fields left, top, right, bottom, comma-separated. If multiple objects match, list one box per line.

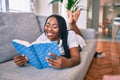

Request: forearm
left=70, top=23, right=83, bottom=37
left=68, top=56, right=81, bottom=67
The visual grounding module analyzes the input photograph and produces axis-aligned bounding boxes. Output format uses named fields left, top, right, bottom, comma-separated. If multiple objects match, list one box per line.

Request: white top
left=36, top=31, right=86, bottom=55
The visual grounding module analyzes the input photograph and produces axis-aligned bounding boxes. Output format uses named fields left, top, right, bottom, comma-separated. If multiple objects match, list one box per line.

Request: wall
left=33, top=0, right=88, bottom=29
left=9, top=0, right=31, bottom=12
left=91, top=0, right=100, bottom=31
left=0, top=0, right=32, bottom=12
left=34, top=0, right=53, bottom=16
left=1, top=0, right=6, bottom=12
left=78, top=0, right=87, bottom=29
left=0, top=0, right=1, bottom=11
left=87, top=0, right=92, bottom=28
left=61, top=0, right=87, bottom=29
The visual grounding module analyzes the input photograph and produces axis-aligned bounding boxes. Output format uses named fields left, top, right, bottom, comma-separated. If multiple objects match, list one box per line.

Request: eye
left=53, top=24, right=58, bottom=29
left=45, top=24, right=50, bottom=27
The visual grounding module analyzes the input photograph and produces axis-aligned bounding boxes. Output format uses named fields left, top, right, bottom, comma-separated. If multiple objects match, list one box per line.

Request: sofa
left=0, top=12, right=96, bottom=80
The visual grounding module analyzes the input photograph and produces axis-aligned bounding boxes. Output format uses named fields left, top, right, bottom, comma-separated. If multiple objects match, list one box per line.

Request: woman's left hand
left=46, top=53, right=71, bottom=68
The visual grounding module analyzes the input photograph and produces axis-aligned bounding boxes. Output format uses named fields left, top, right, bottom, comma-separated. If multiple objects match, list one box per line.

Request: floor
left=84, top=28, right=120, bottom=80
left=96, top=27, right=119, bottom=41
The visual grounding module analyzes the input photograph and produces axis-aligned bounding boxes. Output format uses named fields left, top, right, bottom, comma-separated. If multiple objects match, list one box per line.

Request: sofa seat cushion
left=0, top=40, right=96, bottom=80
left=0, top=13, right=41, bottom=63
left=83, top=40, right=97, bottom=59
left=0, top=52, right=88, bottom=80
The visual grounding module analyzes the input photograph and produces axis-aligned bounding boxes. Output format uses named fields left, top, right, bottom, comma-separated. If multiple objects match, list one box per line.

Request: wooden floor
left=84, top=41, right=120, bottom=80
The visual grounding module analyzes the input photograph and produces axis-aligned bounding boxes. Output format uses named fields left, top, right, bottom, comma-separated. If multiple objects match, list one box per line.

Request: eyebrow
left=46, top=23, right=58, bottom=25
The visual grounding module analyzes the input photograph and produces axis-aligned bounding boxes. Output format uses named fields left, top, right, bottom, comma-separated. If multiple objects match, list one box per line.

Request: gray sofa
left=0, top=12, right=96, bottom=80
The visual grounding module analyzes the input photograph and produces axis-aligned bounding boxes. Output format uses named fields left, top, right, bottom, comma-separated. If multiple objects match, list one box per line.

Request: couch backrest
left=0, top=12, right=41, bottom=63
left=36, top=16, right=48, bottom=33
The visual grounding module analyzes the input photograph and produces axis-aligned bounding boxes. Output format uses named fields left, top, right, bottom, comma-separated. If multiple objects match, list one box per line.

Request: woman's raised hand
left=46, top=53, right=72, bottom=68
left=13, top=55, right=28, bottom=66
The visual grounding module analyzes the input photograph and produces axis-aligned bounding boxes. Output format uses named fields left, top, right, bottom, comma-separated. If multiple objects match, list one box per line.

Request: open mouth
left=46, top=32, right=54, bottom=38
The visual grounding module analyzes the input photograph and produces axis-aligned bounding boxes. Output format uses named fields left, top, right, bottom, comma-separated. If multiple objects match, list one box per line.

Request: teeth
left=47, top=33, right=53, bottom=36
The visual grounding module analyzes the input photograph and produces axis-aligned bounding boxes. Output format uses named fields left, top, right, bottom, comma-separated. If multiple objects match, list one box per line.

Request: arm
left=46, top=31, right=81, bottom=68
left=46, top=47, right=80, bottom=68
left=70, top=23, right=83, bottom=37
left=69, top=47, right=80, bottom=67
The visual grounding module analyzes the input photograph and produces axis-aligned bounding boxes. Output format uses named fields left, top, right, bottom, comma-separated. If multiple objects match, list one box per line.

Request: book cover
left=11, top=39, right=60, bottom=69
left=33, top=42, right=61, bottom=68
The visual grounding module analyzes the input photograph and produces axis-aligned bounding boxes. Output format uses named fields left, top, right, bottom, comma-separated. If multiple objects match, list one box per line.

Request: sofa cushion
left=80, top=28, right=96, bottom=40
left=0, top=13, right=41, bottom=63
left=0, top=39, right=96, bottom=80
left=0, top=51, right=91, bottom=80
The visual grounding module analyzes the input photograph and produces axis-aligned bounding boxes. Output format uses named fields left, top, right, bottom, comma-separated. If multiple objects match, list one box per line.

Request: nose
left=47, top=26, right=53, bottom=31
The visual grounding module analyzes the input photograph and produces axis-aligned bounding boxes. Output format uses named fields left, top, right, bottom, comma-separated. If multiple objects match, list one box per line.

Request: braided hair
left=44, top=14, right=71, bottom=58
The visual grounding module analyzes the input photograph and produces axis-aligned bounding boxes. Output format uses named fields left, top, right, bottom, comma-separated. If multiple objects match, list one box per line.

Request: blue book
left=11, top=39, right=61, bottom=69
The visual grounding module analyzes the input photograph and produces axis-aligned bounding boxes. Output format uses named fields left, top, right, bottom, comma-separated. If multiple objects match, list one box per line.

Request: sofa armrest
left=80, top=28, right=96, bottom=40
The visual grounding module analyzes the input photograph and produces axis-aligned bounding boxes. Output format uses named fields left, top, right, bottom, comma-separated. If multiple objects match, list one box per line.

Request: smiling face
left=44, top=17, right=60, bottom=41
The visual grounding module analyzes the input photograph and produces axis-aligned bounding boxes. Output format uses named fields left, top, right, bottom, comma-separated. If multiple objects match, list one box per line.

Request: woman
left=14, top=14, right=81, bottom=69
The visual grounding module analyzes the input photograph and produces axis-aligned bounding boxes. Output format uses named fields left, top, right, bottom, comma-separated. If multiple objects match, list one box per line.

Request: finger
left=47, top=59, right=62, bottom=68
left=14, top=56, right=22, bottom=62
left=48, top=53, right=60, bottom=59
left=14, top=57, right=26, bottom=63
left=14, top=56, right=26, bottom=62
left=14, top=56, right=27, bottom=66
left=15, top=60, right=26, bottom=66
left=49, top=63, right=61, bottom=68
left=46, top=57, right=55, bottom=63
left=46, top=57, right=59, bottom=66
left=20, top=55, right=28, bottom=61
left=46, top=57, right=57, bottom=68
left=21, top=55, right=28, bottom=60
left=14, top=55, right=24, bottom=59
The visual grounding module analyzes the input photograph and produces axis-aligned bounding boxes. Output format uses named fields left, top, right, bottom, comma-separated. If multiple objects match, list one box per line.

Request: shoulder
left=68, top=30, right=76, bottom=35
left=67, top=30, right=78, bottom=48
left=67, top=30, right=76, bottom=38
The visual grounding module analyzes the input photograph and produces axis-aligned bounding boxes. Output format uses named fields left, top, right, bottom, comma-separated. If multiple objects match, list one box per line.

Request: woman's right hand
left=13, top=55, right=28, bottom=66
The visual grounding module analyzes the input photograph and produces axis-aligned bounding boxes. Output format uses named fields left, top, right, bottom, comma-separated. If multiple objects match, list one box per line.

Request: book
left=11, top=39, right=61, bottom=69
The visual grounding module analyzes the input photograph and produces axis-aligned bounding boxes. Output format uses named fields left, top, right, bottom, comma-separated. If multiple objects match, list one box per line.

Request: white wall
left=38, top=0, right=53, bottom=16
left=35, top=0, right=88, bottom=29
left=9, top=0, right=31, bottom=12
left=78, top=0, right=87, bottom=29
left=0, top=0, right=1, bottom=11
left=1, top=0, right=6, bottom=12
left=33, top=0, right=88, bottom=29
left=61, top=0, right=87, bottom=29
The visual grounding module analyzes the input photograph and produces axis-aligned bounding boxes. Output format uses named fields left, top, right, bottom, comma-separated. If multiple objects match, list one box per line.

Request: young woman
left=14, top=14, right=83, bottom=69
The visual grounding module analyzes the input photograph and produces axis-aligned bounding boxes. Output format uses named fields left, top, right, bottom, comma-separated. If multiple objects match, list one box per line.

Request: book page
left=31, top=40, right=52, bottom=45
left=12, top=39, right=31, bottom=47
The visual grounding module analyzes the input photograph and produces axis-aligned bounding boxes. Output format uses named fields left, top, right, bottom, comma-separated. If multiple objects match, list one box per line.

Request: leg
left=73, top=10, right=80, bottom=23
left=71, top=23, right=83, bottom=37
left=67, top=10, right=83, bottom=37
left=67, top=10, right=73, bottom=24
